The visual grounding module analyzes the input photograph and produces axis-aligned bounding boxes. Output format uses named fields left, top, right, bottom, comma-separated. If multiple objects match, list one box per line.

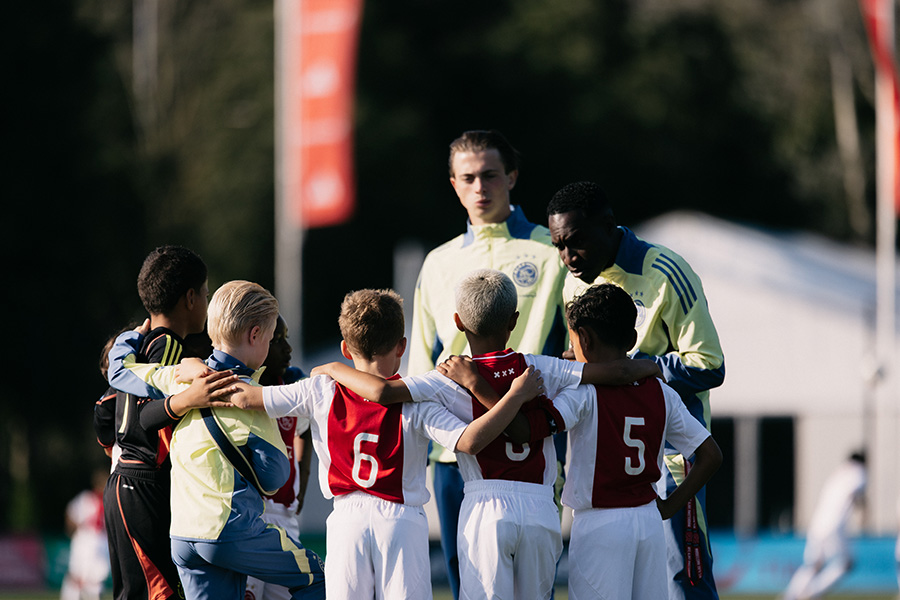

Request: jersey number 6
left=352, top=432, right=379, bottom=488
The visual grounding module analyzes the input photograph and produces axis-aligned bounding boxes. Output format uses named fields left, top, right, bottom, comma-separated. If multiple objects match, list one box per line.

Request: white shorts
left=325, top=491, right=431, bottom=600
left=568, top=500, right=666, bottom=600
left=245, top=502, right=301, bottom=600
left=458, top=480, right=562, bottom=600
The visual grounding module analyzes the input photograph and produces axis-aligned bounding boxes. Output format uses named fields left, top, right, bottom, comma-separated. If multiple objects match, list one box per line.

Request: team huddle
left=93, top=130, right=726, bottom=600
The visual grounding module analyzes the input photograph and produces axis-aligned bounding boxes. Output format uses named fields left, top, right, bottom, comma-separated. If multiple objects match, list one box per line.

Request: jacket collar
left=207, top=349, right=264, bottom=383
left=461, top=205, right=536, bottom=247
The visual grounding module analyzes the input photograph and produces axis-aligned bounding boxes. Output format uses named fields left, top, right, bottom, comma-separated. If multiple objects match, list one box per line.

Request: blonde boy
left=221, top=288, right=541, bottom=600
left=107, top=281, right=325, bottom=600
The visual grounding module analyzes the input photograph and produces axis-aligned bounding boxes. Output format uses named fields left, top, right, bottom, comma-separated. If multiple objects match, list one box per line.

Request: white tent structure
left=636, top=211, right=900, bottom=535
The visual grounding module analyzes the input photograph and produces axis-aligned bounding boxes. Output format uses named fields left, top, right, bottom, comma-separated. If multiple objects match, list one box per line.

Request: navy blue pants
left=433, top=461, right=464, bottom=599
left=171, top=525, right=325, bottom=600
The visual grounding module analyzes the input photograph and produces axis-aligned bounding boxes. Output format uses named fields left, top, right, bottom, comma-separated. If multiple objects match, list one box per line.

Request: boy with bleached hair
left=108, top=280, right=325, bottom=600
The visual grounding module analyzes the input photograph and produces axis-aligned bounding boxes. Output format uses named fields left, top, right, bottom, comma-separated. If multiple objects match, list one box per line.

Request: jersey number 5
left=505, top=441, right=530, bottom=461
left=623, top=417, right=646, bottom=475
left=352, top=432, right=379, bottom=488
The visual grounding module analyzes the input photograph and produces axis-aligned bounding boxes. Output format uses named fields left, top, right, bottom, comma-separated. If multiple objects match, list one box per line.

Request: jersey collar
left=472, top=348, right=517, bottom=361
left=207, top=349, right=265, bottom=383
left=461, top=205, right=537, bottom=247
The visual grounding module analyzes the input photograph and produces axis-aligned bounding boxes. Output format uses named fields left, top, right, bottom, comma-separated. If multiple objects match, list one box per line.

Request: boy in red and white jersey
left=227, top=289, right=542, bottom=600
left=551, top=283, right=722, bottom=600
left=318, top=270, right=661, bottom=600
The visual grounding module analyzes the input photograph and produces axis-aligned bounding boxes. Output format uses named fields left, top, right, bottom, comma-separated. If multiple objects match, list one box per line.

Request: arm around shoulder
left=228, top=381, right=267, bottom=411
left=454, top=366, right=542, bottom=455
left=108, top=331, right=167, bottom=399
left=312, top=362, right=412, bottom=405
left=166, top=370, right=242, bottom=416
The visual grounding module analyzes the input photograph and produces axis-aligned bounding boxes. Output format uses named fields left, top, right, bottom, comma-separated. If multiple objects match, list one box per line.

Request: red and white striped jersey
left=263, top=374, right=467, bottom=506
left=405, top=349, right=582, bottom=486
left=553, top=377, right=710, bottom=510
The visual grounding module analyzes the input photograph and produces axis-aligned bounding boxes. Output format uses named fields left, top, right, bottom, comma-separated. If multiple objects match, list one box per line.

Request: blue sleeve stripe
left=657, top=254, right=697, bottom=301
left=657, top=254, right=697, bottom=302
left=651, top=262, right=690, bottom=314
left=650, top=262, right=685, bottom=314
left=652, top=256, right=696, bottom=315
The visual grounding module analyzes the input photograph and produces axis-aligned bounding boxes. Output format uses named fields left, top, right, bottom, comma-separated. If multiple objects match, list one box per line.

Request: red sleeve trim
left=95, top=393, right=116, bottom=406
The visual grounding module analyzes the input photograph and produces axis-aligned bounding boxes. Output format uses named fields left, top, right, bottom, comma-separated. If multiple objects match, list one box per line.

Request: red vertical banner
left=283, top=0, right=362, bottom=228
left=860, top=0, right=900, bottom=215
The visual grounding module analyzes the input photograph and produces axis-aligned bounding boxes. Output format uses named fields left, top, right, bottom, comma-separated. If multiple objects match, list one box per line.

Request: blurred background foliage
left=2, top=0, right=889, bottom=531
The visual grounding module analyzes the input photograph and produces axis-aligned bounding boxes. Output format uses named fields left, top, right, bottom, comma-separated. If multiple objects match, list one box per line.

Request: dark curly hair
left=137, top=245, right=208, bottom=315
left=565, top=283, right=636, bottom=350
left=546, top=181, right=612, bottom=220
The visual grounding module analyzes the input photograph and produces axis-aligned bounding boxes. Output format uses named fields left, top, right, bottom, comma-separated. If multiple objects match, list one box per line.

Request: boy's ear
left=396, top=336, right=408, bottom=358
left=180, top=287, right=196, bottom=311
left=340, top=340, right=353, bottom=360
left=453, top=313, right=466, bottom=333
left=627, top=329, right=638, bottom=353
left=508, top=311, right=519, bottom=332
left=507, top=169, right=518, bottom=191
left=575, top=326, right=592, bottom=353
left=248, top=325, right=262, bottom=345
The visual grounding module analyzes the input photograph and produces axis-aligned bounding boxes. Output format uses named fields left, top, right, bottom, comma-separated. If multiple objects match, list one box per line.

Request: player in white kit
left=61, top=470, right=111, bottom=600
left=548, top=283, right=721, bottom=600
left=782, top=451, right=867, bottom=600
left=321, top=271, right=662, bottom=600
left=227, top=289, right=543, bottom=600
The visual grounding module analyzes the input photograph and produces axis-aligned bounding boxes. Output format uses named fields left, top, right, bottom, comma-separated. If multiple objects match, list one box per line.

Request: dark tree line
left=3, top=0, right=885, bottom=532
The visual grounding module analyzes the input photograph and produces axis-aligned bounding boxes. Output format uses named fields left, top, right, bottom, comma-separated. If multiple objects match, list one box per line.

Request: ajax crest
left=634, top=298, right=647, bottom=328
left=512, top=262, right=538, bottom=287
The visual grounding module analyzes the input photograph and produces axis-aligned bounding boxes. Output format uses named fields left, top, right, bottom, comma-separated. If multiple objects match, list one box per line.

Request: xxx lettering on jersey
left=326, top=379, right=406, bottom=503
left=471, top=349, right=549, bottom=484
left=591, top=378, right=666, bottom=508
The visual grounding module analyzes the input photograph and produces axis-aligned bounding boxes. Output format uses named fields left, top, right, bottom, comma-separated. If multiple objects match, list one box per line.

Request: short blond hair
left=455, top=269, right=517, bottom=336
left=338, top=289, right=404, bottom=360
left=207, top=280, right=279, bottom=348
